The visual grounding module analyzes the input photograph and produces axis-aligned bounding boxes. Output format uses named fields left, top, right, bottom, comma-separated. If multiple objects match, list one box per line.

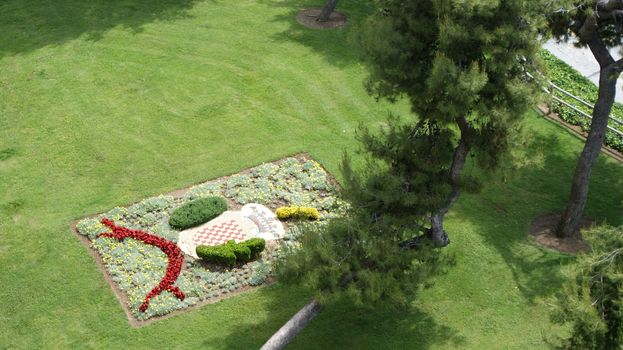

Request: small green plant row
left=196, top=238, right=266, bottom=266
left=538, top=50, right=623, bottom=151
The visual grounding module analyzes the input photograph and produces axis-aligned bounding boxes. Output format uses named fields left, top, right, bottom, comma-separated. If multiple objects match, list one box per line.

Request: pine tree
left=263, top=174, right=448, bottom=350
left=261, top=1, right=541, bottom=348
left=545, top=1, right=623, bottom=238
left=550, top=225, right=623, bottom=349
left=358, top=0, right=540, bottom=245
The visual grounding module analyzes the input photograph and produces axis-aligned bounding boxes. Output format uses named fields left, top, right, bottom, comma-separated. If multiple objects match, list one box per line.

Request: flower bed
left=75, top=156, right=341, bottom=322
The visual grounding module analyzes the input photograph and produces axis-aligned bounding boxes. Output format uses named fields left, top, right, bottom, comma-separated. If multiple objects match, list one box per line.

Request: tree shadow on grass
left=256, top=0, right=376, bottom=69
left=211, top=283, right=465, bottom=350
left=0, top=0, right=205, bottom=58
left=457, top=122, right=623, bottom=303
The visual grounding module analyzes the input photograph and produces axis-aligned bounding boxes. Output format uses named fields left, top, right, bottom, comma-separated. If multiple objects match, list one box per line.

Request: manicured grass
left=0, top=0, right=622, bottom=349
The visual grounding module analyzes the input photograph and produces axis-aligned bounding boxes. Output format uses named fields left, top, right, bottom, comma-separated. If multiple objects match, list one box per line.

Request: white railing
left=526, top=71, right=623, bottom=138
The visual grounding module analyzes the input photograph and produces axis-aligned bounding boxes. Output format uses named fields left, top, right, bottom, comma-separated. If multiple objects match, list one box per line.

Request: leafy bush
left=549, top=225, right=623, bottom=349
left=276, top=206, right=320, bottom=221
left=228, top=241, right=251, bottom=261
left=539, top=50, right=623, bottom=151
left=196, top=238, right=266, bottom=265
left=168, top=197, right=228, bottom=230
left=196, top=245, right=237, bottom=265
left=241, top=238, right=266, bottom=258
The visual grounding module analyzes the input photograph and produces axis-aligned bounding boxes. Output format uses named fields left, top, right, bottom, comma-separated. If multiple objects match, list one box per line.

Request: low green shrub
left=228, top=241, right=251, bottom=261
left=241, top=238, right=266, bottom=258
left=196, top=245, right=237, bottom=266
left=276, top=206, right=320, bottom=220
left=539, top=49, right=623, bottom=151
left=169, top=197, right=228, bottom=230
left=196, top=238, right=266, bottom=265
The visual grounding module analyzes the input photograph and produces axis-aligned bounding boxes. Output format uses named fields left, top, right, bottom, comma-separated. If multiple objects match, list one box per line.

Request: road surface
left=543, top=39, right=623, bottom=103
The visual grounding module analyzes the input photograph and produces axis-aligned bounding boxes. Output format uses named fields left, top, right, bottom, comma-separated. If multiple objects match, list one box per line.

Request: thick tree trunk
left=317, top=0, right=339, bottom=22
left=556, top=67, right=619, bottom=237
left=429, top=117, right=471, bottom=246
left=556, top=34, right=622, bottom=238
left=261, top=299, right=322, bottom=350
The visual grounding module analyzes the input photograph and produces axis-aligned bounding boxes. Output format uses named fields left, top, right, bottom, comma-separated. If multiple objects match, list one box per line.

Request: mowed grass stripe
left=1, top=0, right=622, bottom=349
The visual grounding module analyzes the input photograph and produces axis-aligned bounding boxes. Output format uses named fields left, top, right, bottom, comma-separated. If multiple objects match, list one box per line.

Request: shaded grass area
left=215, top=113, right=623, bottom=350
left=0, top=0, right=622, bottom=348
left=0, top=0, right=202, bottom=58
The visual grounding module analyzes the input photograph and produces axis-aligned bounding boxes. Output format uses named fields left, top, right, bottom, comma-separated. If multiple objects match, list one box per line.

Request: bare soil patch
left=529, top=213, right=592, bottom=254
left=296, top=8, right=347, bottom=30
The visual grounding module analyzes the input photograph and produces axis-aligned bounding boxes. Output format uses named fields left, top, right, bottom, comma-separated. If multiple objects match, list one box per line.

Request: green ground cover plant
left=538, top=49, right=623, bottom=151
left=0, top=0, right=622, bottom=348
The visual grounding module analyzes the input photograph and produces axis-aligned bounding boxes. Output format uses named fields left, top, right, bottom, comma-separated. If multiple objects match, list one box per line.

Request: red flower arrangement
left=99, top=218, right=185, bottom=312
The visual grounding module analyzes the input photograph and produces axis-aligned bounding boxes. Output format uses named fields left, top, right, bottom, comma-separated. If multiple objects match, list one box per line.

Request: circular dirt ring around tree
left=296, top=8, right=347, bottom=30
left=529, top=213, right=592, bottom=253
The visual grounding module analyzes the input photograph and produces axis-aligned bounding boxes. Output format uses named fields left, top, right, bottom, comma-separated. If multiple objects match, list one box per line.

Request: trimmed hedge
left=539, top=49, right=623, bottom=151
left=276, top=206, right=320, bottom=221
left=196, top=238, right=266, bottom=265
left=242, top=238, right=265, bottom=259
left=196, top=244, right=237, bottom=265
left=169, top=197, right=228, bottom=230
left=230, top=243, right=251, bottom=262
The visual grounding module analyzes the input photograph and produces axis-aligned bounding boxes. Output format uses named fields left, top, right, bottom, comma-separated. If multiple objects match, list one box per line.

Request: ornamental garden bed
left=73, top=155, right=341, bottom=327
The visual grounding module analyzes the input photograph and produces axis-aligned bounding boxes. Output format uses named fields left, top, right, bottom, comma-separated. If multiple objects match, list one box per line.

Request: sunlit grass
left=1, top=0, right=622, bottom=349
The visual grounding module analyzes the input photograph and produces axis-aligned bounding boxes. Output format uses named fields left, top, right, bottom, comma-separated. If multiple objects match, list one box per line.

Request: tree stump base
left=296, top=8, right=347, bottom=30
left=529, top=213, right=592, bottom=253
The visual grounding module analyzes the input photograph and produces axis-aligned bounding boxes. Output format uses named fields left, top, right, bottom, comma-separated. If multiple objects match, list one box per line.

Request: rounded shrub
left=241, top=238, right=266, bottom=258
left=196, top=245, right=236, bottom=266
left=276, top=206, right=320, bottom=221
left=169, top=196, right=228, bottom=230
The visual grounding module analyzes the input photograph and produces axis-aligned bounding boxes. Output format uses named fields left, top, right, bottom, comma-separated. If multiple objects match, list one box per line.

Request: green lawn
left=1, top=0, right=622, bottom=349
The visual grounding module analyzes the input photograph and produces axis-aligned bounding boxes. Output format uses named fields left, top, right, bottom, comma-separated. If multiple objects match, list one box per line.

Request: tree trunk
left=556, top=66, right=619, bottom=237
left=317, top=0, right=339, bottom=22
left=556, top=36, right=622, bottom=238
left=260, top=299, right=323, bottom=350
left=429, top=116, right=471, bottom=246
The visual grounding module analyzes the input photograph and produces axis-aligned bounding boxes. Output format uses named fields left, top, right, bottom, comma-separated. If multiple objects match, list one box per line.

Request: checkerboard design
left=192, top=220, right=247, bottom=246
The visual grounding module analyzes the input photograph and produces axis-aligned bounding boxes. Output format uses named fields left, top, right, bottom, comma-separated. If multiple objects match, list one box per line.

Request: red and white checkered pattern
left=192, top=219, right=248, bottom=246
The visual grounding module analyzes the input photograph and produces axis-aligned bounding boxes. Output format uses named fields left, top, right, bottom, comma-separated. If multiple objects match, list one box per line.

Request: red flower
left=99, top=218, right=186, bottom=312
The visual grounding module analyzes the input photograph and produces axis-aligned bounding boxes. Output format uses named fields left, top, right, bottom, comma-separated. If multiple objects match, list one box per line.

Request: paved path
left=543, top=39, right=623, bottom=103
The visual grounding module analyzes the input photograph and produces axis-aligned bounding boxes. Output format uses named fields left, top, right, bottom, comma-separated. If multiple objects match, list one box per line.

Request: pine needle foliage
left=276, top=209, right=448, bottom=306
left=277, top=0, right=541, bottom=308
left=550, top=225, right=623, bottom=350
left=355, top=0, right=540, bottom=244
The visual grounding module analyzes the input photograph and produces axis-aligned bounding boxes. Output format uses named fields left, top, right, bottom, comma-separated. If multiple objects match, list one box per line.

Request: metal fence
left=527, top=71, right=623, bottom=138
